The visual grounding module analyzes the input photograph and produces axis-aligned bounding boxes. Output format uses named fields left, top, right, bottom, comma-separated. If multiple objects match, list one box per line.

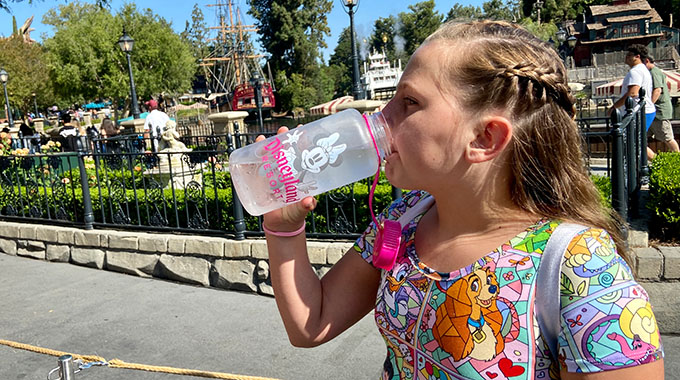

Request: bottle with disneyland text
left=228, top=108, right=392, bottom=216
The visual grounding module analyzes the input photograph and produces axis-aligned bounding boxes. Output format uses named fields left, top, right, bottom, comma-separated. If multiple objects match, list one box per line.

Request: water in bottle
left=229, top=108, right=392, bottom=216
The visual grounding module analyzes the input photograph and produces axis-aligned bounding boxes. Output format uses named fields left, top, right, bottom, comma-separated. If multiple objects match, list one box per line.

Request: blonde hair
left=425, top=20, right=627, bottom=259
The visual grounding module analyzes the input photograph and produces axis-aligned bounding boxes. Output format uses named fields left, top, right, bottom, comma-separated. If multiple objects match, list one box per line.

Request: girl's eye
left=404, top=97, right=417, bottom=106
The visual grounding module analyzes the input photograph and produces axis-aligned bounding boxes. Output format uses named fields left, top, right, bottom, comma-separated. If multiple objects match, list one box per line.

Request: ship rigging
left=199, top=0, right=275, bottom=112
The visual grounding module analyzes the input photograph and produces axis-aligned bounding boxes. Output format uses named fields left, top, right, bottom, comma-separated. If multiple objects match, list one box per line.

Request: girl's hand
left=256, top=126, right=317, bottom=232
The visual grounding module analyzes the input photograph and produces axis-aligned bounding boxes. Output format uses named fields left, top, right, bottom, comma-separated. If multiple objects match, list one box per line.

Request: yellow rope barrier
left=0, top=339, right=280, bottom=380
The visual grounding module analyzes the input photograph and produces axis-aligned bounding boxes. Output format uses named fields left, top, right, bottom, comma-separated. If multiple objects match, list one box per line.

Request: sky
left=0, top=0, right=484, bottom=60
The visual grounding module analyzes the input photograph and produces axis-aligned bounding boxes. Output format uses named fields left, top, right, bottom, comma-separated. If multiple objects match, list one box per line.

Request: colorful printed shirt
left=353, top=190, right=663, bottom=380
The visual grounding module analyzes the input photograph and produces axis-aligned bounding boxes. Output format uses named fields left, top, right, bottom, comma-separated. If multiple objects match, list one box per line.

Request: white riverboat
left=361, top=50, right=402, bottom=101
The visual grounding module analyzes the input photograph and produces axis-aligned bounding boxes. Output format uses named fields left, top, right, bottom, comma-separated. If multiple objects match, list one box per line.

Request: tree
left=180, top=3, right=210, bottom=62
left=0, top=35, right=53, bottom=115
left=445, top=3, right=484, bottom=21
left=328, top=27, right=353, bottom=97
left=248, top=0, right=332, bottom=77
left=482, top=0, right=517, bottom=21
left=368, top=16, right=397, bottom=63
left=248, top=0, right=333, bottom=110
left=398, top=0, right=443, bottom=58
left=520, top=18, right=558, bottom=42
left=648, top=0, right=680, bottom=27
left=42, top=2, right=196, bottom=109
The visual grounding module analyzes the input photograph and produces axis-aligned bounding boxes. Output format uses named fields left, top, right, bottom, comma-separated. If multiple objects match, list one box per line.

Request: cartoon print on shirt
left=381, top=262, right=425, bottom=342
left=355, top=191, right=663, bottom=379
left=432, top=266, right=505, bottom=361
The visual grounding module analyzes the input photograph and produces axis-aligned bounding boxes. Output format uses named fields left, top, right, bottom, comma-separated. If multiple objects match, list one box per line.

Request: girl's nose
left=381, top=100, right=396, bottom=130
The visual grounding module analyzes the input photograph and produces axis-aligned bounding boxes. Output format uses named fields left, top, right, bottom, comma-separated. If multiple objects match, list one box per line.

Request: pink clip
left=372, top=219, right=402, bottom=270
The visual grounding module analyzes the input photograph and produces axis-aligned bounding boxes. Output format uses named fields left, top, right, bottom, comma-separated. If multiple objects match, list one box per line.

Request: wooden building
left=568, top=0, right=680, bottom=67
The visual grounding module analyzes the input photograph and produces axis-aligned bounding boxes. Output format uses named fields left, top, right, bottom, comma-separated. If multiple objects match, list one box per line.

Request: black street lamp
left=250, top=71, right=265, bottom=134
left=32, top=92, right=38, bottom=117
left=0, top=68, right=14, bottom=129
left=118, top=29, right=141, bottom=120
left=556, top=28, right=578, bottom=68
left=341, top=0, right=364, bottom=100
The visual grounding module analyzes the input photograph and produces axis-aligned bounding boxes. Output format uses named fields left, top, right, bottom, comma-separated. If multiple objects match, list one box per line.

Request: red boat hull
left=232, top=83, right=276, bottom=111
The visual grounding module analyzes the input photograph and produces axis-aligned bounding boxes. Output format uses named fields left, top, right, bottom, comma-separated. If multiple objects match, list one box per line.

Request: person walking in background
left=143, top=99, right=169, bottom=152
left=258, top=21, right=664, bottom=380
left=57, top=112, right=79, bottom=152
left=608, top=44, right=656, bottom=132
left=645, top=55, right=679, bottom=159
left=100, top=116, right=120, bottom=153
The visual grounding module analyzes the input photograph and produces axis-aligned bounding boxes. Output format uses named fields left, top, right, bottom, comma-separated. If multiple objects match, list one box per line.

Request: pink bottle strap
left=362, top=114, right=382, bottom=229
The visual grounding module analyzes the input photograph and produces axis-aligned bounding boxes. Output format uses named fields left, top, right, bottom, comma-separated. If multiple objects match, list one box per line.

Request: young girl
left=259, top=21, right=664, bottom=379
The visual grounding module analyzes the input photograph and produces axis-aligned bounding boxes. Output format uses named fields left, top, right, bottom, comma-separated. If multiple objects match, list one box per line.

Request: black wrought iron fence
left=578, top=90, right=649, bottom=224
left=0, top=132, right=384, bottom=240
left=0, top=101, right=649, bottom=239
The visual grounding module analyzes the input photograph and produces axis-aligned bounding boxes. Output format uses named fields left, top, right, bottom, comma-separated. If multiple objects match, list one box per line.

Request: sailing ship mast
left=200, top=0, right=275, bottom=111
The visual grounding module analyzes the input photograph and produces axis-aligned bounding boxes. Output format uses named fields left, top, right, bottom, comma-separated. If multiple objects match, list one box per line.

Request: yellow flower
left=134, top=165, right=142, bottom=172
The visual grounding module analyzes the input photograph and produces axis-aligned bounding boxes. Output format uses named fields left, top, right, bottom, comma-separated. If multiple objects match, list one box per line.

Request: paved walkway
left=0, top=254, right=384, bottom=380
left=1, top=254, right=678, bottom=380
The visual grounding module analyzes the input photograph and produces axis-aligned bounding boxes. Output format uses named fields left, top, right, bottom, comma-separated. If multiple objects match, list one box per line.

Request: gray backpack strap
left=396, top=195, right=434, bottom=228
left=536, top=222, right=587, bottom=361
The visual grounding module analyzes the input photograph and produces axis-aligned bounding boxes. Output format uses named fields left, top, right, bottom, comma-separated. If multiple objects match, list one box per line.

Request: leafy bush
left=648, top=152, right=680, bottom=241
left=591, top=175, right=612, bottom=207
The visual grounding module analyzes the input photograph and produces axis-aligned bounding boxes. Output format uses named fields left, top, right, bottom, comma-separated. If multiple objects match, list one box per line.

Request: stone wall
left=0, top=221, right=354, bottom=296
left=1, top=220, right=678, bottom=333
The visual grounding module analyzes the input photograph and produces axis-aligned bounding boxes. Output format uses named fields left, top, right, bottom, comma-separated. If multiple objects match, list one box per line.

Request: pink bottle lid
left=372, top=219, right=402, bottom=270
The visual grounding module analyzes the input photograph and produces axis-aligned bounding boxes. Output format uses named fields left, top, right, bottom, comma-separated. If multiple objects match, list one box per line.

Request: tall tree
left=445, top=3, right=484, bottom=21
left=0, top=35, right=53, bottom=114
left=328, top=27, right=353, bottom=97
left=398, top=0, right=443, bottom=58
left=180, top=3, right=210, bottom=62
left=247, top=0, right=333, bottom=110
left=247, top=0, right=332, bottom=77
left=43, top=2, right=196, bottom=107
left=368, top=16, right=397, bottom=63
left=482, top=0, right=516, bottom=21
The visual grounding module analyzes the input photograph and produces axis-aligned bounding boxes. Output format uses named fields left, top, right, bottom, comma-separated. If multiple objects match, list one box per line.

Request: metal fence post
left=610, top=109, right=627, bottom=222
left=638, top=88, right=649, bottom=181
left=77, top=145, right=94, bottom=230
left=391, top=186, right=402, bottom=201
left=227, top=121, right=246, bottom=240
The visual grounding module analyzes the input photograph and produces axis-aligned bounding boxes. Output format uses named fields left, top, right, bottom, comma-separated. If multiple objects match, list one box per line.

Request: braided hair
left=425, top=21, right=627, bottom=261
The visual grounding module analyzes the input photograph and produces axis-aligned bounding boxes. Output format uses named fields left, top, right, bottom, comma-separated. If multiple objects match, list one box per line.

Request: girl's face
left=382, top=41, right=478, bottom=191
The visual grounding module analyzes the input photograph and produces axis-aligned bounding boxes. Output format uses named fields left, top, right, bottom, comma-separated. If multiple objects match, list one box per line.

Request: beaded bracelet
left=262, top=222, right=306, bottom=237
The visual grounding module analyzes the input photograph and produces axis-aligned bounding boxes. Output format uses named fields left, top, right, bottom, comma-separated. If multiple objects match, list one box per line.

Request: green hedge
left=648, top=152, right=680, bottom=241
left=0, top=168, right=619, bottom=236
left=591, top=175, right=612, bottom=207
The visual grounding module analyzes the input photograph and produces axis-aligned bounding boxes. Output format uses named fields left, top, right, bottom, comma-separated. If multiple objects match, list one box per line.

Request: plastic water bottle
left=229, top=108, right=392, bottom=216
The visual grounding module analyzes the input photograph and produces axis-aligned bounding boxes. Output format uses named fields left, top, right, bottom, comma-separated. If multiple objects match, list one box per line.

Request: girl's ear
left=465, top=116, right=513, bottom=163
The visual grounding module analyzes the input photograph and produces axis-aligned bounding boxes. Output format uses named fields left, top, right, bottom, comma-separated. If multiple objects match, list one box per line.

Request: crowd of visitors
left=0, top=98, right=170, bottom=154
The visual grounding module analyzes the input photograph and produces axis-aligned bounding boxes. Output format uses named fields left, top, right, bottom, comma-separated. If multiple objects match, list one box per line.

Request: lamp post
left=250, top=71, right=264, bottom=134
left=534, top=0, right=544, bottom=25
left=32, top=92, right=38, bottom=117
left=341, top=0, right=364, bottom=100
left=0, top=68, right=14, bottom=129
left=556, top=28, right=578, bottom=68
left=118, top=29, right=141, bottom=120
